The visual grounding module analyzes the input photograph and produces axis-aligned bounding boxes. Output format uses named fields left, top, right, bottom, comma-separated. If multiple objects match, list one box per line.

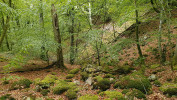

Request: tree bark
left=173, top=40, right=177, bottom=65
left=69, top=7, right=75, bottom=65
left=135, top=0, right=143, bottom=60
left=51, top=4, right=65, bottom=68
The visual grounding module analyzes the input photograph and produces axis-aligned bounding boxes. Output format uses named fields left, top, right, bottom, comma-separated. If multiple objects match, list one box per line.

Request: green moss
left=10, top=79, right=32, bottom=90
left=103, top=91, right=125, bottom=100
left=65, top=89, right=77, bottom=100
left=69, top=68, right=80, bottom=74
left=150, top=64, right=160, bottom=69
left=80, top=72, right=89, bottom=81
left=121, top=89, right=130, bottom=94
left=153, top=80, right=161, bottom=87
left=78, top=95, right=99, bottom=100
left=114, top=72, right=151, bottom=93
left=104, top=74, right=114, bottom=78
left=40, top=89, right=50, bottom=96
left=0, top=94, right=15, bottom=100
left=94, top=76, right=103, bottom=82
left=160, top=83, right=177, bottom=96
left=126, top=89, right=146, bottom=99
left=40, top=74, right=58, bottom=85
left=66, top=74, right=75, bottom=79
left=96, top=78, right=111, bottom=91
left=113, top=65, right=133, bottom=74
left=53, top=80, right=78, bottom=95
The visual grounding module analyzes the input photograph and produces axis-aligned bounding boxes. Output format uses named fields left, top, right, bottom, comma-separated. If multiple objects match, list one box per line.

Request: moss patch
left=80, top=72, right=89, bottom=81
left=65, top=89, right=77, bottom=100
left=69, top=68, right=80, bottom=74
left=126, top=89, right=146, bottom=99
left=78, top=95, right=99, bottom=100
left=96, top=78, right=111, bottom=91
left=160, top=83, right=177, bottom=96
left=114, top=72, right=151, bottom=93
left=66, top=74, right=75, bottom=79
left=10, top=79, right=32, bottom=90
left=102, top=91, right=125, bottom=100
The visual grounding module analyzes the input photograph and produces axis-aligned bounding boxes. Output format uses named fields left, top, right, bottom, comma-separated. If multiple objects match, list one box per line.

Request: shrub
left=66, top=74, right=75, bottom=79
left=160, top=83, right=177, bottom=96
left=80, top=72, right=89, bottom=81
left=96, top=78, right=111, bottom=91
left=10, top=79, right=32, bottom=90
left=65, top=89, right=77, bottom=100
left=126, top=89, right=146, bottom=99
left=78, top=95, right=99, bottom=100
left=69, top=68, right=80, bottom=74
left=103, top=91, right=125, bottom=100
left=114, top=72, right=151, bottom=93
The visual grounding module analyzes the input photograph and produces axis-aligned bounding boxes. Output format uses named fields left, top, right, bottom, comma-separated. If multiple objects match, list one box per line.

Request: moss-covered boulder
left=66, top=74, right=75, bottom=79
left=125, top=89, right=146, bottom=99
left=153, top=80, right=161, bottom=87
left=40, top=74, right=58, bottom=85
left=101, top=91, right=125, bottom=100
left=160, top=83, right=177, bottom=96
left=53, top=80, right=78, bottom=95
left=96, top=78, right=111, bottom=91
left=65, top=89, right=77, bottom=100
left=80, top=72, right=89, bottom=81
left=114, top=72, right=151, bottom=93
left=10, top=79, right=32, bottom=90
left=78, top=95, right=99, bottom=100
left=113, top=65, right=133, bottom=74
left=40, top=89, right=50, bottom=96
left=69, top=68, right=80, bottom=74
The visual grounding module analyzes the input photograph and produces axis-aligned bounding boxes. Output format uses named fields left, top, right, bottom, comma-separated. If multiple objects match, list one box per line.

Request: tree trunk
left=39, top=0, right=47, bottom=61
left=51, top=4, right=65, bottom=68
left=135, top=0, right=143, bottom=60
left=173, top=40, right=177, bottom=65
left=70, top=7, right=75, bottom=65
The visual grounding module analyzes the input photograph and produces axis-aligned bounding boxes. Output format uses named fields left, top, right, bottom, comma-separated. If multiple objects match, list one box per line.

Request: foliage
left=78, top=95, right=99, bottom=100
left=153, top=80, right=161, bottom=87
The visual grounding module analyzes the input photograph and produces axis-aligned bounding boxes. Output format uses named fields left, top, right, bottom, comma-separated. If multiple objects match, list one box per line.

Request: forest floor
left=0, top=9, right=177, bottom=100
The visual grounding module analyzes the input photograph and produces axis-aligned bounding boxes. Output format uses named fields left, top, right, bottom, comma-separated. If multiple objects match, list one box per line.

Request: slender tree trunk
left=113, top=22, right=116, bottom=38
left=135, top=0, right=143, bottom=60
left=173, top=40, right=177, bottom=65
left=51, top=4, right=65, bottom=68
left=39, top=0, right=47, bottom=61
left=5, top=34, right=10, bottom=51
left=70, top=7, right=75, bottom=65
left=0, top=0, right=11, bottom=47
left=75, top=22, right=80, bottom=62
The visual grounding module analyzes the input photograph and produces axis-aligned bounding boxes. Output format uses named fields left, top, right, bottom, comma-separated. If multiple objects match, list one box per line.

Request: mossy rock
left=0, top=94, right=15, bottom=100
left=104, top=74, right=114, bottom=78
left=96, top=78, right=111, bottom=91
left=78, top=95, right=99, bottom=100
left=153, top=80, right=161, bottom=87
left=53, top=80, right=78, bottom=95
left=80, top=72, right=89, bottom=81
left=94, top=76, right=103, bottom=82
left=114, top=72, right=151, bottom=93
left=122, top=89, right=130, bottom=94
left=10, top=79, right=32, bottom=90
left=65, top=89, right=77, bottom=100
left=102, top=91, right=125, bottom=100
left=66, top=74, right=75, bottom=79
left=113, top=65, right=133, bottom=74
left=69, top=68, right=80, bottom=74
left=126, top=89, right=146, bottom=99
left=160, top=83, right=177, bottom=96
left=40, top=74, right=58, bottom=85
left=40, top=89, right=50, bottom=96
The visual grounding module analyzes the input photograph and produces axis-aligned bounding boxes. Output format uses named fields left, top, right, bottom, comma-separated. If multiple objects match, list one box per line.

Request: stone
left=148, top=74, right=157, bottom=81
left=85, top=77, right=92, bottom=85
